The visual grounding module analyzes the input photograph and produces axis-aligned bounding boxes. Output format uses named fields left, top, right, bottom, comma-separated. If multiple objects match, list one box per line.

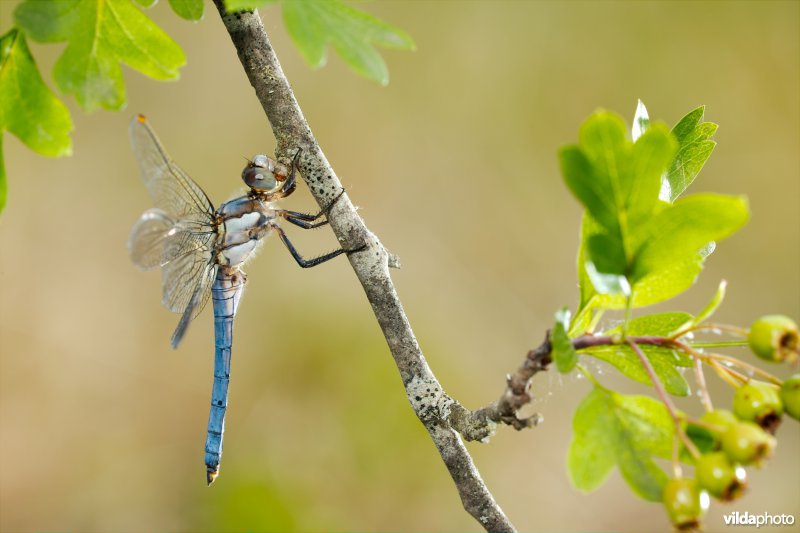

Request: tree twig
left=212, top=3, right=514, bottom=531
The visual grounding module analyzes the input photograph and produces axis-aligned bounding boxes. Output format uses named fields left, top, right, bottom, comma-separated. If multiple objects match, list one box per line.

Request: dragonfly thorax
left=217, top=196, right=277, bottom=267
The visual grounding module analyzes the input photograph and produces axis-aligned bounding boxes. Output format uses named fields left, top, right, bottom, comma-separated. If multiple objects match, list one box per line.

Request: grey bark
left=212, top=2, right=515, bottom=531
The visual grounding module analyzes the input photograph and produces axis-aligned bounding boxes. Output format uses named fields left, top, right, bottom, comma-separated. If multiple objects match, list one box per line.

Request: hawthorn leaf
left=168, top=0, right=204, bottom=20
left=0, top=141, right=5, bottom=213
left=632, top=194, right=749, bottom=282
left=0, top=29, right=74, bottom=214
left=562, top=111, right=676, bottom=287
left=568, top=388, right=672, bottom=501
left=632, top=99, right=649, bottom=141
left=690, top=279, right=727, bottom=327
left=224, top=0, right=279, bottom=12
left=615, top=312, right=694, bottom=338
left=281, top=0, right=415, bottom=85
left=552, top=308, right=578, bottom=373
left=581, top=344, right=691, bottom=396
left=665, top=106, right=717, bottom=201
left=15, top=0, right=186, bottom=112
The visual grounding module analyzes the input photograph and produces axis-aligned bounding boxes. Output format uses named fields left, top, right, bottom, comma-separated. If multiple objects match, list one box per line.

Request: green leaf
left=0, top=140, right=6, bottom=214
left=617, top=312, right=694, bottom=337
left=632, top=194, right=749, bottom=281
left=224, top=0, right=278, bottom=12
left=15, top=0, right=187, bottom=112
left=580, top=312, right=694, bottom=395
left=568, top=388, right=672, bottom=501
left=664, top=106, right=717, bottom=201
left=0, top=28, right=74, bottom=214
left=582, top=344, right=691, bottom=395
left=552, top=308, right=578, bottom=373
left=632, top=99, right=649, bottom=141
left=690, top=279, right=727, bottom=326
left=168, top=0, right=204, bottom=20
left=281, top=0, right=415, bottom=85
left=561, top=111, right=677, bottom=284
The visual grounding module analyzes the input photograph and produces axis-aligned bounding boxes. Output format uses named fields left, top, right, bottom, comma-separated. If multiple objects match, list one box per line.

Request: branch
left=212, top=3, right=514, bottom=531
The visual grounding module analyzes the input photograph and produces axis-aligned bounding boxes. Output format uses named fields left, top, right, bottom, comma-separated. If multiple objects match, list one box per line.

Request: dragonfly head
left=242, top=154, right=288, bottom=194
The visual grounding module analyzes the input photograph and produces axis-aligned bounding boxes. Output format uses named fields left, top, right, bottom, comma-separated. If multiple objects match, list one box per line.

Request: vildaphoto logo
left=723, top=511, right=796, bottom=527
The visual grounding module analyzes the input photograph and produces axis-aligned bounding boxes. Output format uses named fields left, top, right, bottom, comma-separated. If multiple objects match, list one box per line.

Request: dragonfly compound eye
left=242, top=164, right=279, bottom=192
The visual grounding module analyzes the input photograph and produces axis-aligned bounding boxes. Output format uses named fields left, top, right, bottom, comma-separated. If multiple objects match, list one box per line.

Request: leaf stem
left=693, top=356, right=713, bottom=412
left=671, top=322, right=749, bottom=340
left=625, top=338, right=700, bottom=459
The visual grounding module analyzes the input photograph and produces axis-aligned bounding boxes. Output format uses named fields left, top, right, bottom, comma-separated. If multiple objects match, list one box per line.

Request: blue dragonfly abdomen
left=205, top=269, right=245, bottom=485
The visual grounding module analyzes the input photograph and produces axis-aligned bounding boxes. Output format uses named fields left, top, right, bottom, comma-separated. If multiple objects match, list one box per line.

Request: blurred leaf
left=582, top=313, right=695, bottom=395
left=0, top=141, right=5, bottom=213
left=581, top=344, right=690, bottom=395
left=561, top=111, right=677, bottom=284
left=568, top=388, right=671, bottom=501
left=632, top=99, right=649, bottom=141
left=0, top=28, right=74, bottom=214
left=281, top=0, right=415, bottom=85
left=632, top=194, right=749, bottom=281
left=224, top=0, right=278, bottom=11
left=611, top=312, right=694, bottom=338
left=15, top=0, right=186, bottom=112
left=690, top=279, right=727, bottom=327
left=552, top=307, right=578, bottom=373
left=169, top=0, right=204, bottom=20
left=134, top=0, right=158, bottom=6
left=664, top=106, right=717, bottom=201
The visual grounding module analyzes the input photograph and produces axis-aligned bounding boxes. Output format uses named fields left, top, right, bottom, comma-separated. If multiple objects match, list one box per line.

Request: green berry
left=662, top=478, right=708, bottom=530
left=781, top=375, right=800, bottom=420
left=733, top=380, right=783, bottom=433
left=696, top=409, right=738, bottom=450
left=721, top=421, right=776, bottom=466
left=748, top=315, right=799, bottom=363
left=701, top=409, right=738, bottom=430
left=695, top=451, right=747, bottom=501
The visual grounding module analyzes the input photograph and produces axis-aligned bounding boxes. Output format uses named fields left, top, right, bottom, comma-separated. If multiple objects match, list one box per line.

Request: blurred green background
left=1, top=1, right=798, bottom=531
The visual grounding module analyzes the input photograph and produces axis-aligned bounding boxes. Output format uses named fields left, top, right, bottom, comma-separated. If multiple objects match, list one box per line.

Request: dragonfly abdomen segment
left=205, top=269, right=245, bottom=485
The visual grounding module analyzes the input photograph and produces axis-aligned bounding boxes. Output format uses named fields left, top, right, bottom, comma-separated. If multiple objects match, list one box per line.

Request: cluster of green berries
left=663, top=315, right=799, bottom=530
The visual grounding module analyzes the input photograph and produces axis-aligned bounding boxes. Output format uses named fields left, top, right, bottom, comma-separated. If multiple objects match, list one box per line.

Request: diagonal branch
left=212, top=2, right=514, bottom=531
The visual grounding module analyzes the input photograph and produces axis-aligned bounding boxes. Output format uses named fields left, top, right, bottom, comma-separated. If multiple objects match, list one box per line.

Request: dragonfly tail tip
left=207, top=467, right=219, bottom=486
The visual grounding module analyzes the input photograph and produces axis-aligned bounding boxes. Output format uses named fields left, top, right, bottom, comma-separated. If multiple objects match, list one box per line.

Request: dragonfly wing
left=129, top=115, right=215, bottom=225
left=129, top=115, right=221, bottom=343
left=170, top=262, right=218, bottom=349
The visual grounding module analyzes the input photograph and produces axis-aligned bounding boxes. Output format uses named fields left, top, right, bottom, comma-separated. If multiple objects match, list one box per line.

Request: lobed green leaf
left=581, top=344, right=690, bottom=396
left=0, top=28, right=74, bottom=214
left=280, top=0, right=415, bottom=85
left=665, top=106, right=717, bottom=201
left=568, top=388, right=672, bottom=501
left=15, top=0, right=186, bottom=112
left=632, top=194, right=749, bottom=281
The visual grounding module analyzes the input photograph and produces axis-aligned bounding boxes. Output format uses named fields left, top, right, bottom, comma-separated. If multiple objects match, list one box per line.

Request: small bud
left=662, top=478, right=708, bottom=530
left=733, top=381, right=783, bottom=433
left=695, top=451, right=747, bottom=501
left=748, top=315, right=799, bottom=363
left=780, top=375, right=800, bottom=421
left=721, top=421, right=776, bottom=466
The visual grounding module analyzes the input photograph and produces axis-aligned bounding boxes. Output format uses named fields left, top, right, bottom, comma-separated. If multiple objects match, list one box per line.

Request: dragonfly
left=128, top=114, right=354, bottom=484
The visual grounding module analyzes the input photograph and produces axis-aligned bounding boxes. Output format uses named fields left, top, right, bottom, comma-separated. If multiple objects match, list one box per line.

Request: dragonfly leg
left=271, top=223, right=365, bottom=268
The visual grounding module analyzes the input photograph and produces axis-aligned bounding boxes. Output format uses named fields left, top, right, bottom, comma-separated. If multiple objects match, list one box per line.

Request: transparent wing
left=129, top=208, right=217, bottom=320
left=129, top=114, right=215, bottom=226
left=129, top=115, right=219, bottom=341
